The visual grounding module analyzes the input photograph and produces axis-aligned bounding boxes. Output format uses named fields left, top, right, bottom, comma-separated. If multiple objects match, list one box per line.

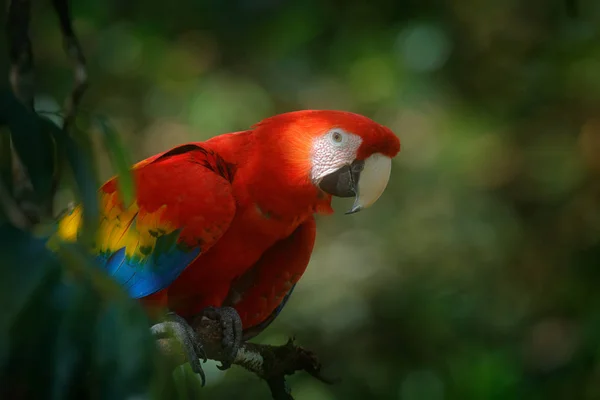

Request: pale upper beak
left=317, top=153, right=392, bottom=214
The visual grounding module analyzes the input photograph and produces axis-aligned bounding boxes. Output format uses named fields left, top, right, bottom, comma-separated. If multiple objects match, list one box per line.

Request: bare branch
left=156, top=317, right=337, bottom=400
left=51, top=0, right=88, bottom=131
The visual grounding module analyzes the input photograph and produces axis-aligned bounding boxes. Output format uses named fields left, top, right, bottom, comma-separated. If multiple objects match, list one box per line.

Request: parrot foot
left=151, top=312, right=208, bottom=385
left=202, top=306, right=243, bottom=370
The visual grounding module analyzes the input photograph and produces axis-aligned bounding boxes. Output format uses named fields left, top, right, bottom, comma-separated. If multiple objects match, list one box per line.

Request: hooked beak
left=318, top=153, right=392, bottom=214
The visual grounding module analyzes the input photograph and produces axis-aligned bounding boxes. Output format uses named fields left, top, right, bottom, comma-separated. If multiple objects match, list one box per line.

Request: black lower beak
left=318, top=160, right=364, bottom=198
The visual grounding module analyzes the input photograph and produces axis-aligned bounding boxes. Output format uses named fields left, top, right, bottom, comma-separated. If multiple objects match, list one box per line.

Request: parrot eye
left=310, top=128, right=363, bottom=184
left=329, top=130, right=346, bottom=146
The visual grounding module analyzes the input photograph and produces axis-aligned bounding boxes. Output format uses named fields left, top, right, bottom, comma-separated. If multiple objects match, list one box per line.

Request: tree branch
left=156, top=317, right=337, bottom=400
left=51, top=0, right=88, bottom=132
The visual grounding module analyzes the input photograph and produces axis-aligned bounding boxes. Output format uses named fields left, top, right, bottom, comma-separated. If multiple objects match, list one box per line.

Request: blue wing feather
left=97, top=245, right=200, bottom=299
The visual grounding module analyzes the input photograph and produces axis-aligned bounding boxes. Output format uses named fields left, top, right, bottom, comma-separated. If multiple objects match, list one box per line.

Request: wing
left=222, top=218, right=316, bottom=340
left=55, top=144, right=237, bottom=298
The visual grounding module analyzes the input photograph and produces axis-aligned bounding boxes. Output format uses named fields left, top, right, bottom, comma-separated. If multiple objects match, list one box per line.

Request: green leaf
left=0, top=224, right=64, bottom=399
left=50, top=277, right=97, bottom=400
left=0, top=223, right=57, bottom=330
left=54, top=242, right=122, bottom=298
left=0, top=89, right=57, bottom=206
left=55, top=242, right=157, bottom=399
left=93, top=303, right=154, bottom=399
left=95, top=116, right=135, bottom=207
left=55, top=130, right=100, bottom=246
left=0, top=88, right=176, bottom=400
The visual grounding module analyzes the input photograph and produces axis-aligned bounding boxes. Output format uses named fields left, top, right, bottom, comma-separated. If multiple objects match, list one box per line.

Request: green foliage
left=95, top=116, right=135, bottom=207
left=0, top=89, right=175, bottom=399
left=0, top=91, right=57, bottom=207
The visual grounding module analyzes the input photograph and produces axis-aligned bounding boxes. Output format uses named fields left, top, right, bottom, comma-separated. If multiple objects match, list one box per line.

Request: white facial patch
left=310, top=129, right=363, bottom=183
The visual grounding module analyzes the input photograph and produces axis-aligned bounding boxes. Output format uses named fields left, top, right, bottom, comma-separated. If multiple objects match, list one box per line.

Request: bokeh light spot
left=397, top=23, right=452, bottom=73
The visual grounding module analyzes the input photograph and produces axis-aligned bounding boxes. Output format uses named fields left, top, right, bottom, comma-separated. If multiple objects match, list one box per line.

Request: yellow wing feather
left=52, top=191, right=178, bottom=263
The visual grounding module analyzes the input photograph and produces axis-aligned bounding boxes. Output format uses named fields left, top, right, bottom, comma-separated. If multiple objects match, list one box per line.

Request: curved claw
left=202, top=306, right=243, bottom=370
left=151, top=312, right=208, bottom=386
left=166, top=312, right=208, bottom=363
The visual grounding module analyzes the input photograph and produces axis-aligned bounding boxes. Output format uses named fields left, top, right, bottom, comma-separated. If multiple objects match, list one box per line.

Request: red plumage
left=107, top=110, right=401, bottom=332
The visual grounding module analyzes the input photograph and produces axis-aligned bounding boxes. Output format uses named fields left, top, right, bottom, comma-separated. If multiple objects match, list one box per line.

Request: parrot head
left=254, top=110, right=401, bottom=214
left=307, top=112, right=400, bottom=214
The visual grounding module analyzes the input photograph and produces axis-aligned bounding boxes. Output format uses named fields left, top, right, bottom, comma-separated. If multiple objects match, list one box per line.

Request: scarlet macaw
left=51, top=110, right=401, bottom=381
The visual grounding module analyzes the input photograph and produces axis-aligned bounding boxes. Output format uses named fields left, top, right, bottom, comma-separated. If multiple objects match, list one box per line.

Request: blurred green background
left=4, top=0, right=600, bottom=398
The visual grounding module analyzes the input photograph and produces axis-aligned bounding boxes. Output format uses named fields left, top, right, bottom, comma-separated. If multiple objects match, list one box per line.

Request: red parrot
left=53, top=110, right=400, bottom=380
